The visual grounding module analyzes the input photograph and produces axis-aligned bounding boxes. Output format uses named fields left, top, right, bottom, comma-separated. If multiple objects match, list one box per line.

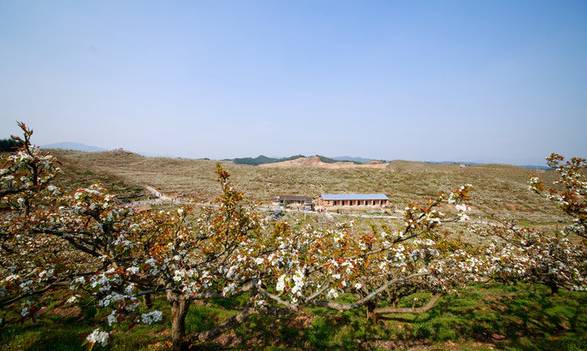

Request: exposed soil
left=259, top=156, right=389, bottom=169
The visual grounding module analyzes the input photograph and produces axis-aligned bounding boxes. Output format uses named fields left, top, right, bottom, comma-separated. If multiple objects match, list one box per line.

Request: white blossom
left=66, top=295, right=79, bottom=304
left=20, top=307, right=29, bottom=317
left=291, top=268, right=305, bottom=295
left=326, top=288, right=339, bottom=299
left=86, top=329, right=109, bottom=347
left=141, top=310, right=163, bottom=325
left=126, top=266, right=140, bottom=274
left=276, top=274, right=287, bottom=292
left=107, top=310, right=117, bottom=326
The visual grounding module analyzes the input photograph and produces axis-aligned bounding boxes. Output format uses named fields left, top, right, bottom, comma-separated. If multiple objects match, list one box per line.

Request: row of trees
left=1, top=123, right=585, bottom=350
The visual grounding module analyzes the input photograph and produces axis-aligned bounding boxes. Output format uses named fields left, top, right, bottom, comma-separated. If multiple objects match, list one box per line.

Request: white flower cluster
left=141, top=310, right=163, bottom=324
left=276, top=274, right=287, bottom=292
left=107, top=310, right=118, bottom=326
left=291, top=268, right=305, bottom=295
left=66, top=295, right=79, bottom=304
left=86, top=328, right=109, bottom=347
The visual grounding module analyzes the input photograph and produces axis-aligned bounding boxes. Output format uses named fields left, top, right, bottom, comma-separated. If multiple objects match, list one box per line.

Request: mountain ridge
left=41, top=142, right=106, bottom=152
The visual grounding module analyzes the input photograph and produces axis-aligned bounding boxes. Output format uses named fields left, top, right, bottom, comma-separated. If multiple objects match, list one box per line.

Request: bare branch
left=192, top=307, right=257, bottom=343
left=374, top=294, right=442, bottom=315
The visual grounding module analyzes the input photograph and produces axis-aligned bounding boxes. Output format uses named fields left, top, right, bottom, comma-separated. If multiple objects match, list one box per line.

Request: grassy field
left=52, top=150, right=563, bottom=225
left=2, top=283, right=585, bottom=350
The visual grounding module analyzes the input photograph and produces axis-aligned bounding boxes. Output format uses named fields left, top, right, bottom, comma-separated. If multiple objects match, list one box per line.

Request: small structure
left=273, top=195, right=314, bottom=210
left=319, top=193, right=389, bottom=207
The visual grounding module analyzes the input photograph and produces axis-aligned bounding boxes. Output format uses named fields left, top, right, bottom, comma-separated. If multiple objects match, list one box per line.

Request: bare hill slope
left=259, top=156, right=388, bottom=169
left=51, top=150, right=561, bottom=224
left=47, top=149, right=145, bottom=201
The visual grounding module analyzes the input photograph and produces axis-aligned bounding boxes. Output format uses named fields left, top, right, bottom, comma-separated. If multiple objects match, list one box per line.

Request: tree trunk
left=548, top=281, right=559, bottom=295
left=366, top=301, right=378, bottom=323
left=143, top=293, right=153, bottom=309
left=168, top=292, right=190, bottom=351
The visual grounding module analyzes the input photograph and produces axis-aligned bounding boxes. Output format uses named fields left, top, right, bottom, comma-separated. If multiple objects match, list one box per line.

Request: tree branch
left=374, top=294, right=441, bottom=315
left=192, top=307, right=258, bottom=343
left=314, top=273, right=428, bottom=311
left=257, top=286, right=298, bottom=311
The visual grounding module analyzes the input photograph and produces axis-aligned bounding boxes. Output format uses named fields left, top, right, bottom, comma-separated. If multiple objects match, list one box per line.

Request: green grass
left=2, top=284, right=586, bottom=350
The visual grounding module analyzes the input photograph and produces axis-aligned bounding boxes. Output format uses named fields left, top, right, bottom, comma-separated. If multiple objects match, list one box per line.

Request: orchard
left=1, top=123, right=585, bottom=350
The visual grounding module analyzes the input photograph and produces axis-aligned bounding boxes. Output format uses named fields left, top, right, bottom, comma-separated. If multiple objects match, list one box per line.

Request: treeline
left=0, top=138, right=23, bottom=152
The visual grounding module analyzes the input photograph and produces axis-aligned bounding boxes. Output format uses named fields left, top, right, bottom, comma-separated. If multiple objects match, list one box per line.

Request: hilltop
left=258, top=155, right=387, bottom=169
left=231, top=154, right=356, bottom=166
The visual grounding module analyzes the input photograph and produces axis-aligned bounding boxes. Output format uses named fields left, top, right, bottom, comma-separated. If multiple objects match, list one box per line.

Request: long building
left=273, top=195, right=314, bottom=208
left=319, top=193, right=389, bottom=207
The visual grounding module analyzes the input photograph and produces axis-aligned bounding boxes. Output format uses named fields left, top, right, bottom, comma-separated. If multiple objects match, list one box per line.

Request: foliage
left=0, top=138, right=23, bottom=153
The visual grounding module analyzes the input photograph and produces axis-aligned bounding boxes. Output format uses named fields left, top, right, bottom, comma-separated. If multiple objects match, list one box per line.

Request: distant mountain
left=41, top=142, right=106, bottom=152
left=333, top=156, right=376, bottom=163
left=317, top=155, right=356, bottom=164
left=519, top=164, right=550, bottom=170
left=232, top=154, right=305, bottom=166
left=423, top=160, right=550, bottom=170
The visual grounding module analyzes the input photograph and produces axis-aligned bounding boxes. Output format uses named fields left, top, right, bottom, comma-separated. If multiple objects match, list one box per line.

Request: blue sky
left=1, top=0, right=586, bottom=165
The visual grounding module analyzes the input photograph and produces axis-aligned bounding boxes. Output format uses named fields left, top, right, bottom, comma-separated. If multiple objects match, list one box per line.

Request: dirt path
left=127, top=186, right=186, bottom=207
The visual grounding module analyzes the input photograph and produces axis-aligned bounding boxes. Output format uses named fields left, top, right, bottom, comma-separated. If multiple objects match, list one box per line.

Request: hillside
left=259, top=155, right=387, bottom=169
left=50, top=149, right=145, bottom=201
left=231, top=154, right=348, bottom=165
left=52, top=150, right=563, bottom=225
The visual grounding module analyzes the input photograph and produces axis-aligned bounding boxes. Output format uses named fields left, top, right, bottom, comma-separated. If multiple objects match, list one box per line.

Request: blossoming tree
left=529, top=153, right=586, bottom=239
left=0, top=123, right=263, bottom=350
left=475, top=220, right=586, bottom=294
left=462, top=153, right=587, bottom=295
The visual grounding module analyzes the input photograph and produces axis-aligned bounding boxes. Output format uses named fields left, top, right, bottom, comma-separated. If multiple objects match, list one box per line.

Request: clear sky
left=1, top=0, right=586, bottom=165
